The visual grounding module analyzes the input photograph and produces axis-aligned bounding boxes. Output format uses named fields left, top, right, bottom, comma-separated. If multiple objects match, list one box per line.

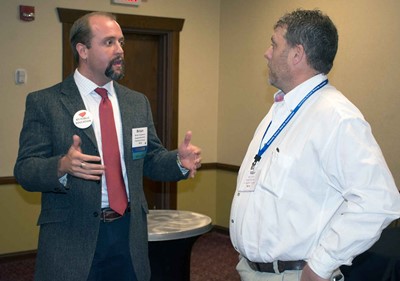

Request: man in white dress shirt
left=230, top=9, right=400, bottom=281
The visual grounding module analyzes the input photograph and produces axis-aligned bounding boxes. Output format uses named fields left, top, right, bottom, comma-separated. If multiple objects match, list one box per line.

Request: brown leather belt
left=247, top=259, right=306, bottom=273
left=100, top=207, right=130, bottom=223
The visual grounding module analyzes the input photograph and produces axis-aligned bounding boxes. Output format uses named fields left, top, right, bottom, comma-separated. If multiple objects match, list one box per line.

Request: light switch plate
left=15, top=69, right=27, bottom=84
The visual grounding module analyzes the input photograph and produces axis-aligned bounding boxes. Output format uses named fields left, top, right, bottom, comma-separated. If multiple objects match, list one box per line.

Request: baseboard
left=0, top=250, right=37, bottom=264
left=212, top=225, right=229, bottom=236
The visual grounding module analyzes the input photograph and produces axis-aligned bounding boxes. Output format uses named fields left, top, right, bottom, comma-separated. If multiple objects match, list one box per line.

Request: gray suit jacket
left=14, top=75, right=186, bottom=281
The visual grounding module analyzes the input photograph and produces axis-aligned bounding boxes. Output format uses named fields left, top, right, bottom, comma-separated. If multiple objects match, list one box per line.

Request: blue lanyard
left=252, top=79, right=328, bottom=169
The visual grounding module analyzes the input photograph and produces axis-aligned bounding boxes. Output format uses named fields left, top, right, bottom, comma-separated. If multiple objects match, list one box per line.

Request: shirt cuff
left=176, top=153, right=189, bottom=175
left=308, top=247, right=343, bottom=279
left=59, top=174, right=68, bottom=186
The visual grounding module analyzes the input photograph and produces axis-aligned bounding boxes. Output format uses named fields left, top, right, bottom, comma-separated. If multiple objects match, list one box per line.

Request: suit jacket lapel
left=114, top=83, right=134, bottom=160
left=59, top=75, right=98, bottom=148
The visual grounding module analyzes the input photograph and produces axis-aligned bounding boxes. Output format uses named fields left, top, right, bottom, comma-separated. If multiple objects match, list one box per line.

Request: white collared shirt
left=230, top=74, right=400, bottom=278
left=74, top=69, right=129, bottom=208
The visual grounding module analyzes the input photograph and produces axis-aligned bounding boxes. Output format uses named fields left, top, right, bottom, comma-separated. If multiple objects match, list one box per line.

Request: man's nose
left=116, top=42, right=124, bottom=54
left=264, top=46, right=272, bottom=60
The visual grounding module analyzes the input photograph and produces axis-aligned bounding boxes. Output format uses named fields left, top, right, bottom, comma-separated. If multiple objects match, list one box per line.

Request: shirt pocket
left=258, top=151, right=294, bottom=198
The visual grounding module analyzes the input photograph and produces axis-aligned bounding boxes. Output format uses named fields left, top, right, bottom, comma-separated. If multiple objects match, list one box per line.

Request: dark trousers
left=87, top=214, right=137, bottom=281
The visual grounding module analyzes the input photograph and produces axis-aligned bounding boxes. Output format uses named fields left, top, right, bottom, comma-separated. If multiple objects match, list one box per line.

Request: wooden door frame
left=57, top=8, right=184, bottom=209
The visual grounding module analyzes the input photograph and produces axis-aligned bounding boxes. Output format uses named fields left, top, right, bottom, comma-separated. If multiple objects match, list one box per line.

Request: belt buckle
left=277, top=260, right=306, bottom=273
left=101, top=208, right=121, bottom=223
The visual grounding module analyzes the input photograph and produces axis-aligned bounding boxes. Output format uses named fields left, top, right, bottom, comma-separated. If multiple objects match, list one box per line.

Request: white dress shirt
left=230, top=74, right=400, bottom=279
left=74, top=69, right=129, bottom=208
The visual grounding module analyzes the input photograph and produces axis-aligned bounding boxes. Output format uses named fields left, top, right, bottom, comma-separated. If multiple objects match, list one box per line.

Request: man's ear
left=292, top=44, right=305, bottom=65
left=76, top=43, right=88, bottom=61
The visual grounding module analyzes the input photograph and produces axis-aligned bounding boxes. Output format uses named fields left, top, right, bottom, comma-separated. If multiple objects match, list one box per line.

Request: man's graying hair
left=275, top=9, right=338, bottom=74
left=70, top=12, right=117, bottom=64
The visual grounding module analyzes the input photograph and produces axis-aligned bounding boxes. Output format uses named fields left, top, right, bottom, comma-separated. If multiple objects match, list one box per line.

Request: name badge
left=238, top=162, right=260, bottom=192
left=132, top=127, right=148, bottom=159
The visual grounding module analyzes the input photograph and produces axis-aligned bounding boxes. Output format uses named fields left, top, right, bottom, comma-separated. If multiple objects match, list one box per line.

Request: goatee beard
left=105, top=57, right=125, bottom=81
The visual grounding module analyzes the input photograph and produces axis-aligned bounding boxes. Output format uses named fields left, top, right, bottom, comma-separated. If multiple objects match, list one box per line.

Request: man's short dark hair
left=69, top=12, right=117, bottom=64
left=275, top=9, right=338, bottom=74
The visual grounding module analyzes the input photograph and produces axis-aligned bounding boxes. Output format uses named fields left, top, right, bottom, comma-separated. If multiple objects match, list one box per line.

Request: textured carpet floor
left=0, top=230, right=240, bottom=281
left=191, top=231, right=240, bottom=281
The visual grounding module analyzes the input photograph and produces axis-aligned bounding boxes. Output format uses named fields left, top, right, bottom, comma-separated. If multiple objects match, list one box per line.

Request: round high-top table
left=147, top=210, right=212, bottom=281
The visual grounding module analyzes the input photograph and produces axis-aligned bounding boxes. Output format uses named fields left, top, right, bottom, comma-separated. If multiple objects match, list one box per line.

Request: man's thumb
left=72, top=135, right=82, bottom=151
left=183, top=131, right=192, bottom=147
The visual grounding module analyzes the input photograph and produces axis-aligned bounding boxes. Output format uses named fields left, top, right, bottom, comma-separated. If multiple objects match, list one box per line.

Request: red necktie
left=95, top=87, right=128, bottom=215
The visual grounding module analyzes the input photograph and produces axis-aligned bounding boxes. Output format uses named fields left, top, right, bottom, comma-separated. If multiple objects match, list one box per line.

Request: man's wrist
left=176, top=153, right=189, bottom=174
left=57, top=154, right=67, bottom=178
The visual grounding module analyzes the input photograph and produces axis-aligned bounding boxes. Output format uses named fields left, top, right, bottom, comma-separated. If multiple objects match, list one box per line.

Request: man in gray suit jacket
left=14, top=11, right=201, bottom=281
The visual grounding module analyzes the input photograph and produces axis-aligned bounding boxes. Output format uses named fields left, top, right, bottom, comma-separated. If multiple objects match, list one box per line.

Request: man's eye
left=119, top=41, right=125, bottom=47
left=106, top=40, right=113, bottom=46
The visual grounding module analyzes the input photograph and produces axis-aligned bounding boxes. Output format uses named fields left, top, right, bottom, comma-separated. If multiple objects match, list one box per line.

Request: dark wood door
left=119, top=32, right=164, bottom=210
left=57, top=8, right=184, bottom=209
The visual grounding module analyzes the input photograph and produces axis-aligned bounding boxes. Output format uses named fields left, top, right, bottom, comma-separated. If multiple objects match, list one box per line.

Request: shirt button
left=237, top=192, right=240, bottom=196
left=231, top=219, right=234, bottom=223
left=93, top=212, right=99, bottom=217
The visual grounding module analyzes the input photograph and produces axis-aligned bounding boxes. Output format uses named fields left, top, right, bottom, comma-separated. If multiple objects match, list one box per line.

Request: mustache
left=105, top=56, right=125, bottom=80
left=110, top=56, right=124, bottom=67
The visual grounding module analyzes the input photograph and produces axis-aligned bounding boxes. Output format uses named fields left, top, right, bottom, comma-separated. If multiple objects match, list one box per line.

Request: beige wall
left=218, top=0, right=400, bottom=182
left=0, top=0, right=220, bottom=255
left=1, top=0, right=399, bottom=254
left=1, top=0, right=220, bottom=177
left=0, top=184, right=41, bottom=254
left=216, top=0, right=400, bottom=225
